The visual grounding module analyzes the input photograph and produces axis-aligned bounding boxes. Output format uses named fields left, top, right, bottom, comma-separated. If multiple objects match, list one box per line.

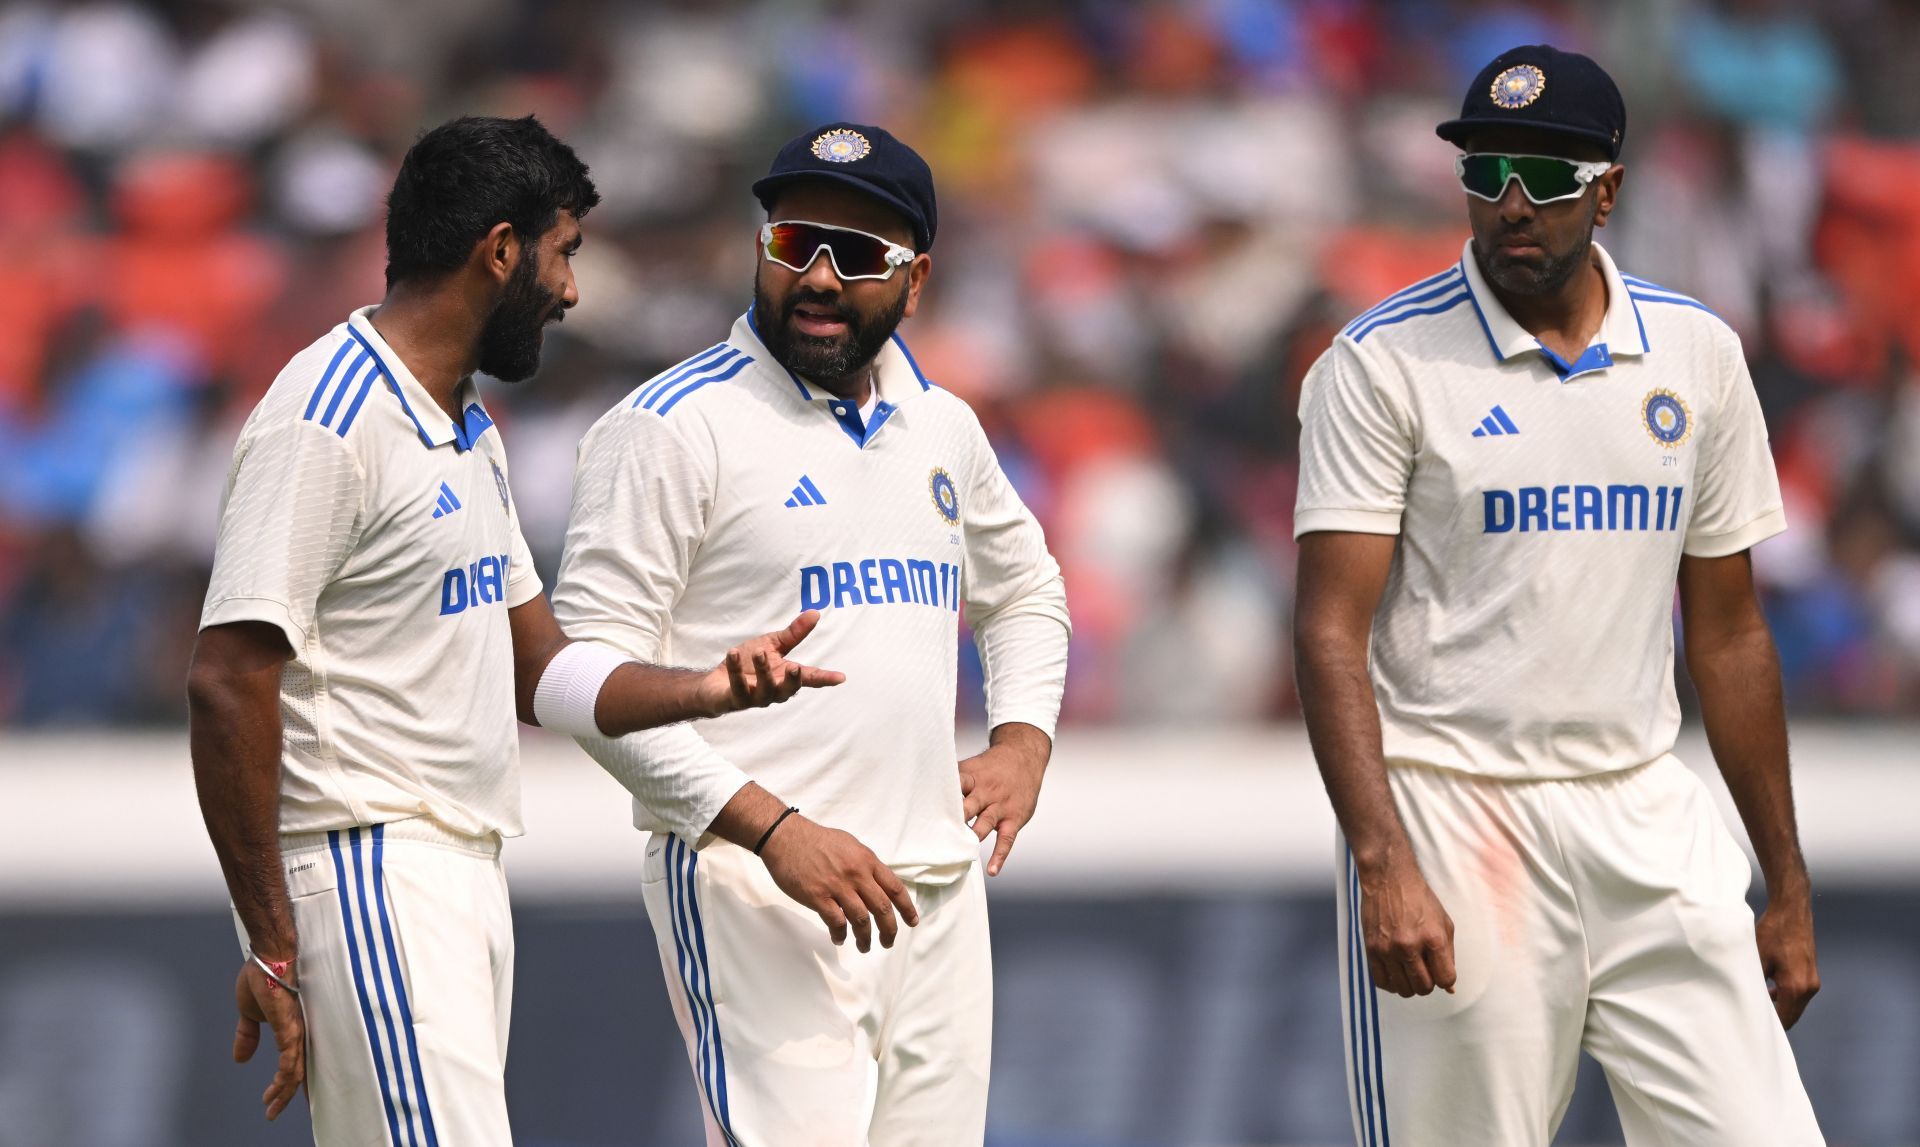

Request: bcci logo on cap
left=1642, top=389, right=1692, bottom=447
left=1491, top=64, right=1546, bottom=109
left=929, top=468, right=960, bottom=523
left=812, top=129, right=871, bottom=164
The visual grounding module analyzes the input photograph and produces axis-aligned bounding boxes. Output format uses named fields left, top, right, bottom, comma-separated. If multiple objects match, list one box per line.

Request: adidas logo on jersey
left=1471, top=406, right=1520, bottom=437
left=784, top=476, right=828, bottom=508
left=430, top=482, right=462, bottom=519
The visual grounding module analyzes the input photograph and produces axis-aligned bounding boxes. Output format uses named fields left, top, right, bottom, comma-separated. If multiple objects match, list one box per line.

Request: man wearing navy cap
left=1294, top=46, right=1824, bottom=1144
left=552, top=123, right=1070, bottom=1144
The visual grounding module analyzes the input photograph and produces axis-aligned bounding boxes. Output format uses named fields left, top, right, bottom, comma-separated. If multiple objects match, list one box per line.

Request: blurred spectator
left=3, top=0, right=1920, bottom=727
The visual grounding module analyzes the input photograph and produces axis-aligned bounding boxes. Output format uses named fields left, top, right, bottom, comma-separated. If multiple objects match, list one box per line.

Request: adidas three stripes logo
left=1471, top=406, right=1520, bottom=437
left=784, top=476, right=827, bottom=508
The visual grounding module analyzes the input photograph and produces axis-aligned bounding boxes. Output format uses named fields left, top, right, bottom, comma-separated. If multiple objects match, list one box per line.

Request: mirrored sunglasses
left=1455, top=153, right=1613, bottom=205
left=760, top=220, right=916, bottom=281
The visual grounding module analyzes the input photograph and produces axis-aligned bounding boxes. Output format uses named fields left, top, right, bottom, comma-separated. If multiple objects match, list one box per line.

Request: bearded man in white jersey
left=551, top=122, right=1071, bottom=1145
left=188, top=115, right=907, bottom=1146
left=1293, top=46, right=1824, bottom=1145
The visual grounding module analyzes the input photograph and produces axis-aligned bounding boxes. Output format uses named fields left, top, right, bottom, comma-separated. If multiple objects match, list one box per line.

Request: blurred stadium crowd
left=3, top=0, right=1919, bottom=728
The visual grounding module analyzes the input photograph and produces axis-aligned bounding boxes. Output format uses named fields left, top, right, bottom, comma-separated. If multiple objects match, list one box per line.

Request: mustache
left=782, top=289, right=855, bottom=324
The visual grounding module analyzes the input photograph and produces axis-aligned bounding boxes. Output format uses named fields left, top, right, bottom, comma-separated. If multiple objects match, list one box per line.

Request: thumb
left=772, top=610, right=821, bottom=654
left=234, top=1015, right=262, bottom=1063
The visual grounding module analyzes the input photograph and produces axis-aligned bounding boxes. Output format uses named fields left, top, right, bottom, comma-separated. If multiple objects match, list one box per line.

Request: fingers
left=970, top=805, right=995, bottom=841
left=856, top=879, right=900, bottom=948
left=793, top=664, right=846, bottom=690
left=987, top=823, right=1017, bottom=876
left=1427, top=933, right=1459, bottom=994
left=771, top=610, right=821, bottom=654
left=1770, top=973, right=1819, bottom=1029
left=725, top=649, right=751, bottom=708
left=818, top=900, right=849, bottom=947
left=1366, top=950, right=1407, bottom=997
left=841, top=894, right=874, bottom=953
left=876, top=866, right=919, bottom=928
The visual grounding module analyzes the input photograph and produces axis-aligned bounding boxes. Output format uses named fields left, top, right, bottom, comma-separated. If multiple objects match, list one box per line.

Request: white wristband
left=532, top=641, right=636, bottom=737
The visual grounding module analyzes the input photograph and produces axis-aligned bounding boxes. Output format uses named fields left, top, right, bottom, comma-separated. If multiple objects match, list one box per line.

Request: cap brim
left=1436, top=117, right=1618, bottom=159
left=751, top=171, right=927, bottom=251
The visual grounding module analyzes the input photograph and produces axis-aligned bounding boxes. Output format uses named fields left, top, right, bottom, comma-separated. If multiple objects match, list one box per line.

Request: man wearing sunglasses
left=1293, top=45, right=1824, bottom=1145
left=551, top=122, right=1069, bottom=1145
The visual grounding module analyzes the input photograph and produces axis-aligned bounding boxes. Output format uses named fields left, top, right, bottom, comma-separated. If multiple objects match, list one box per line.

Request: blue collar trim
left=890, top=331, right=933, bottom=390
left=1462, top=276, right=1505, bottom=362
left=452, top=403, right=494, bottom=451
left=1536, top=340, right=1614, bottom=380
left=347, top=327, right=434, bottom=449
left=346, top=325, right=491, bottom=451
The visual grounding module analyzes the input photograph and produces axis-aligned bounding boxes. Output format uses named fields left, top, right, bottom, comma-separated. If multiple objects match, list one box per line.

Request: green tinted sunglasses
left=1455, top=153, right=1613, bottom=205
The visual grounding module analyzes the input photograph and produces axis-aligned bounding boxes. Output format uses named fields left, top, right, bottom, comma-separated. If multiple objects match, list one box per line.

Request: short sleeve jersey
left=201, top=307, right=541, bottom=835
left=1295, top=241, right=1785, bottom=780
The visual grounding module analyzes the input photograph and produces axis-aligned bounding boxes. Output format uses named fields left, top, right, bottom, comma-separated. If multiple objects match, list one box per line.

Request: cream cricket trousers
left=640, top=834, right=992, bottom=1147
left=1337, top=755, right=1823, bottom=1146
left=235, top=817, right=515, bottom=1146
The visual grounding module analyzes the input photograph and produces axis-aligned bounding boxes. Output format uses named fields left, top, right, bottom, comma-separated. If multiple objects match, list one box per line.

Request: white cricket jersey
left=554, top=311, right=1071, bottom=880
left=1295, top=241, right=1785, bottom=780
left=201, top=307, right=541, bottom=836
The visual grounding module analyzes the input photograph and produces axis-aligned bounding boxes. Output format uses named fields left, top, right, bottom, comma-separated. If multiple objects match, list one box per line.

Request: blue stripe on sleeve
left=1352, top=291, right=1471, bottom=342
left=656, top=355, right=753, bottom=416
left=635, top=345, right=734, bottom=409
left=1343, top=269, right=1465, bottom=336
left=305, top=341, right=357, bottom=422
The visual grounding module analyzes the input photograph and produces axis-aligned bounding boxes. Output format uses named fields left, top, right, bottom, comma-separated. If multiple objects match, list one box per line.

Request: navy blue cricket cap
left=1436, top=45, right=1626, bottom=160
left=751, top=122, right=938, bottom=252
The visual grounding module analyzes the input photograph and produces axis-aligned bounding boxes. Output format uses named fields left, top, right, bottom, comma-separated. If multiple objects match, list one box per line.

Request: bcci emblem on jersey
left=1642, top=389, right=1692, bottom=447
left=930, top=468, right=960, bottom=523
left=490, top=458, right=511, bottom=511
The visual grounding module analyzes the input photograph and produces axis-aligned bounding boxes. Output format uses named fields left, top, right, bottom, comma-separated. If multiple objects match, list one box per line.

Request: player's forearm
left=187, top=670, right=298, bottom=959
left=594, top=660, right=723, bottom=734
left=1295, top=628, right=1416, bottom=875
left=707, top=781, right=805, bottom=850
left=1688, top=626, right=1810, bottom=899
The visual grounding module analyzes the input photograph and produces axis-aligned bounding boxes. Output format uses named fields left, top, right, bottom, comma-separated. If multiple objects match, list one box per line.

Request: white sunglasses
left=760, top=220, right=917, bottom=281
left=1454, top=153, right=1614, bottom=205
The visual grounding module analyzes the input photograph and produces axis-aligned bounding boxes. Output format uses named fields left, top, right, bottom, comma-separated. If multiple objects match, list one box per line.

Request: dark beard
left=477, top=253, right=559, bottom=383
left=753, top=271, right=907, bottom=386
left=1473, top=226, right=1594, bottom=298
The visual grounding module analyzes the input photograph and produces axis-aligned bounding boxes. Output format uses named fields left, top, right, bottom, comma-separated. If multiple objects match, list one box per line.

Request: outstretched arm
left=1679, top=549, right=1818, bottom=1029
left=1295, top=530, right=1455, bottom=998
left=510, top=596, right=844, bottom=736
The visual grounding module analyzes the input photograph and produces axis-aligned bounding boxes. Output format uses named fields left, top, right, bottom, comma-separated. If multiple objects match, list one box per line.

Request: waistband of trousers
left=281, top=816, right=502, bottom=858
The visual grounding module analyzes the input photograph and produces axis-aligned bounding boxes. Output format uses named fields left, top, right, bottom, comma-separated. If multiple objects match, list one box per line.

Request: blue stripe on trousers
left=371, top=824, right=440, bottom=1146
left=682, top=842, right=738, bottom=1143
left=665, top=837, right=731, bottom=1144
left=329, top=831, right=404, bottom=1145
left=1347, top=849, right=1392, bottom=1145
left=351, top=828, right=421, bottom=1147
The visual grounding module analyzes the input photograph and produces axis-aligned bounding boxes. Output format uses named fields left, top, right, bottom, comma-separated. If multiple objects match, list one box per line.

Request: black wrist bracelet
left=754, top=806, right=800, bottom=855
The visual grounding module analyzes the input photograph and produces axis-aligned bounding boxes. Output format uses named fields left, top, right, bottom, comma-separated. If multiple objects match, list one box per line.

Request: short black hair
left=384, top=115, right=600, bottom=287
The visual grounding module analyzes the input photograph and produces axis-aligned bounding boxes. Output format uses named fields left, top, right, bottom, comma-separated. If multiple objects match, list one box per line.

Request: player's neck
left=367, top=288, right=484, bottom=422
left=1489, top=254, right=1609, bottom=366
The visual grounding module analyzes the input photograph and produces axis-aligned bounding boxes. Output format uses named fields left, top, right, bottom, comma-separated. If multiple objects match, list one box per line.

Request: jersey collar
left=1458, top=239, right=1650, bottom=380
left=346, top=307, right=495, bottom=452
left=733, top=306, right=933, bottom=448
